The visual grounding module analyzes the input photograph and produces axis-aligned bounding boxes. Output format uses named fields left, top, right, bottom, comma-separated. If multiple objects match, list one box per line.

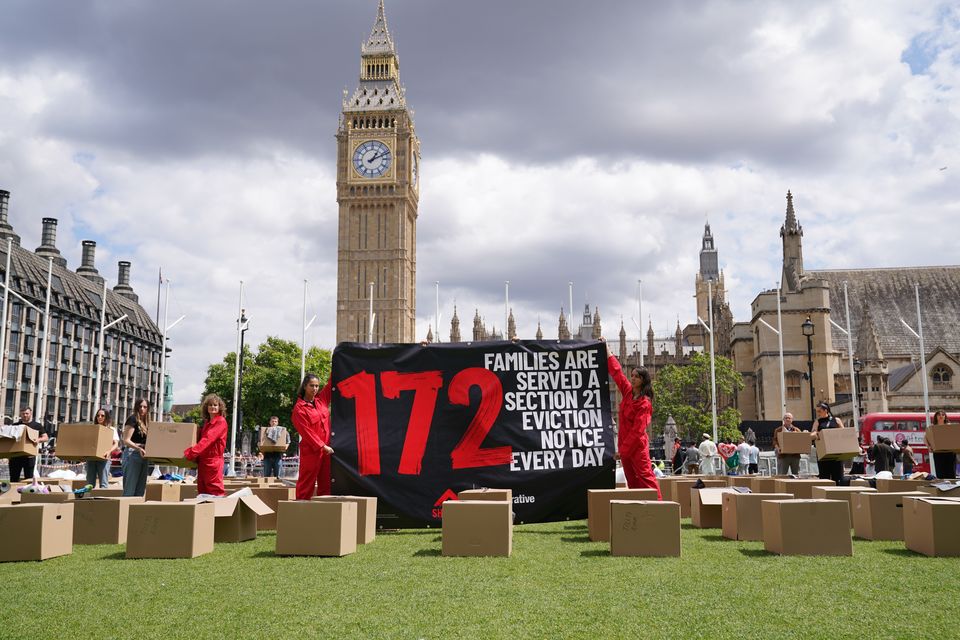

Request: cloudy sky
left=2, top=1, right=958, bottom=403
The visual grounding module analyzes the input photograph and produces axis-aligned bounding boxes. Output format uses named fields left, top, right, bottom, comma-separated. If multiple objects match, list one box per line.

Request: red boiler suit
left=608, top=355, right=662, bottom=498
left=292, top=379, right=333, bottom=500
left=183, top=415, right=227, bottom=496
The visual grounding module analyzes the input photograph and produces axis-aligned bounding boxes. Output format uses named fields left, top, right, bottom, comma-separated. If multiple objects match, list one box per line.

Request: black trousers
left=817, top=458, right=844, bottom=484
left=8, top=456, right=36, bottom=482
left=933, top=452, right=957, bottom=479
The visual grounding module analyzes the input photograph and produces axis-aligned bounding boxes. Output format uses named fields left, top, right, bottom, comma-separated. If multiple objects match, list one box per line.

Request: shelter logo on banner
left=330, top=340, right=616, bottom=528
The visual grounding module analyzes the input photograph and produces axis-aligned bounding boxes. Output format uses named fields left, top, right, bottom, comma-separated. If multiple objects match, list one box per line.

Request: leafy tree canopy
left=651, top=351, right=744, bottom=443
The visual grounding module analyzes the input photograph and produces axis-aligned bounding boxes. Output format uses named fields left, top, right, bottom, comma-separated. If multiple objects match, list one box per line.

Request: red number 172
left=337, top=367, right=512, bottom=476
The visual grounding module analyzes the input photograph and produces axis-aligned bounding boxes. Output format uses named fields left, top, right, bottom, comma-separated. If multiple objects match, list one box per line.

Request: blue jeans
left=262, top=453, right=282, bottom=478
left=85, top=459, right=110, bottom=488
left=122, top=450, right=150, bottom=497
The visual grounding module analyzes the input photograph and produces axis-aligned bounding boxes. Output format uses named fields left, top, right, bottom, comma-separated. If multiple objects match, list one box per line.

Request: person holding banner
left=183, top=394, right=228, bottom=496
left=291, top=373, right=334, bottom=500
left=605, top=342, right=661, bottom=498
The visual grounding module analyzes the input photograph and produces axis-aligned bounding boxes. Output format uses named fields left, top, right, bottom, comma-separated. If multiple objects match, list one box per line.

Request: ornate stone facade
left=336, top=1, right=419, bottom=344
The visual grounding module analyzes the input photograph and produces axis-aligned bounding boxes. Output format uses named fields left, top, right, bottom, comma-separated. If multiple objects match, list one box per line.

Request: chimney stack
left=114, top=260, right=138, bottom=302
left=0, top=190, right=21, bottom=245
left=35, top=217, right=67, bottom=268
left=76, top=240, right=105, bottom=285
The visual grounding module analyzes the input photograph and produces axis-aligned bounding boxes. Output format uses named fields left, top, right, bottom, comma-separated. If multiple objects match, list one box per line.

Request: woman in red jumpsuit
left=291, top=373, right=334, bottom=500
left=606, top=343, right=662, bottom=498
left=183, top=394, right=227, bottom=496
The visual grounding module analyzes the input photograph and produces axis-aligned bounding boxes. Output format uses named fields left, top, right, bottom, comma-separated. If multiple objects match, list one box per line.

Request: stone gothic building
left=336, top=1, right=419, bottom=344
left=732, top=191, right=960, bottom=425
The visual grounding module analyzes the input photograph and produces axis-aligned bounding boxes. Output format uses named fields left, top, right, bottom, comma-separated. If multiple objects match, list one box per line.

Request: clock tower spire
left=336, top=1, right=420, bottom=344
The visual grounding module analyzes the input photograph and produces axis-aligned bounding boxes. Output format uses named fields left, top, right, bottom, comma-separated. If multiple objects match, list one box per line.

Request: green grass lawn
left=1, top=520, right=957, bottom=639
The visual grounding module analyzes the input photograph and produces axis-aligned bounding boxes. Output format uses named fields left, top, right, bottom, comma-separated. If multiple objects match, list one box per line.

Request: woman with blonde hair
left=122, top=398, right=152, bottom=497
left=184, top=394, right=228, bottom=496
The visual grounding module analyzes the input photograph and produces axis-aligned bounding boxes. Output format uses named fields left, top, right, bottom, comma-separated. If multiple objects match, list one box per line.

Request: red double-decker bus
left=858, top=412, right=960, bottom=474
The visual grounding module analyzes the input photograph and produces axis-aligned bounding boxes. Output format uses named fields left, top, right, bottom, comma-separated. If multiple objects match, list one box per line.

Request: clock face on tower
left=353, top=140, right=392, bottom=178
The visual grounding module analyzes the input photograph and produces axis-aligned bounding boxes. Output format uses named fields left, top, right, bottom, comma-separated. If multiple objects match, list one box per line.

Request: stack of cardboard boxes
left=441, top=488, right=513, bottom=557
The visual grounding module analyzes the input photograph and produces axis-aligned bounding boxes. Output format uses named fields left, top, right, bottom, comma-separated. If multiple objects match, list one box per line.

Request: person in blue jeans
left=259, top=415, right=287, bottom=478
left=122, top=398, right=152, bottom=497
left=85, top=408, right=119, bottom=488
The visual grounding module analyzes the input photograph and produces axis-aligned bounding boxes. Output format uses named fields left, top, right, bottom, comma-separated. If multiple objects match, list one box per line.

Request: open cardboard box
left=185, top=490, right=273, bottom=543
left=0, top=426, right=39, bottom=458
left=258, top=426, right=290, bottom=453
left=691, top=487, right=734, bottom=529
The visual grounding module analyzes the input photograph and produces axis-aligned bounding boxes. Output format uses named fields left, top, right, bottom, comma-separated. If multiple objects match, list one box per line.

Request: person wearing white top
left=698, top=434, right=719, bottom=475
left=85, top=408, right=120, bottom=488
left=736, top=438, right=751, bottom=475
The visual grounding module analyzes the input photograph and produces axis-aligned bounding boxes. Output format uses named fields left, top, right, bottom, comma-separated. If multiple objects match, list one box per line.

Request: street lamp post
left=802, top=316, right=816, bottom=425
left=853, top=358, right=864, bottom=416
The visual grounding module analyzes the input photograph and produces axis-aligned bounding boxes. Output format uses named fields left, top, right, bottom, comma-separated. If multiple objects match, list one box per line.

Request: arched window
left=932, top=365, right=953, bottom=388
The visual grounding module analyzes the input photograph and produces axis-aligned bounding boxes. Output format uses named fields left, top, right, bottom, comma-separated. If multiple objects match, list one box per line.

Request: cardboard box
left=778, top=430, right=814, bottom=455
left=762, top=500, right=852, bottom=556
left=721, top=492, right=793, bottom=541
left=903, top=496, right=960, bottom=557
left=258, top=426, right=290, bottom=453
left=185, top=492, right=273, bottom=543
left=774, top=478, right=835, bottom=499
left=441, top=500, right=512, bottom=557
left=89, top=488, right=126, bottom=498
left=815, top=428, right=860, bottom=461
left=54, top=423, right=115, bottom=461
left=0, top=503, right=74, bottom=562
left=920, top=482, right=960, bottom=497
left=251, top=486, right=295, bottom=530
left=658, top=477, right=699, bottom=503
left=458, top=488, right=513, bottom=502
left=811, top=486, right=878, bottom=526
left=609, top=500, right=680, bottom=557
left=673, top=480, right=728, bottom=518
left=691, top=488, right=735, bottom=529
left=588, top=488, right=659, bottom=541
left=0, top=426, right=39, bottom=458
left=145, top=483, right=183, bottom=502
left=726, top=476, right=757, bottom=488
left=21, top=490, right=75, bottom=503
left=125, top=501, right=215, bottom=559
left=926, top=424, right=960, bottom=453
left=74, top=497, right=144, bottom=544
left=35, top=478, right=91, bottom=491
left=852, top=491, right=927, bottom=540
left=276, top=500, right=357, bottom=557
left=876, top=478, right=927, bottom=493
left=144, top=422, right=197, bottom=468
left=313, top=495, right=377, bottom=544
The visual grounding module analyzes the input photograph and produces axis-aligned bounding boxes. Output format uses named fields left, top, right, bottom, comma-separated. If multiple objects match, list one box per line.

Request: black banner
left=330, top=339, right=615, bottom=528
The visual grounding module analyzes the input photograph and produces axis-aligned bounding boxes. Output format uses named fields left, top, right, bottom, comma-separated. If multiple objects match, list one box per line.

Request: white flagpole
left=301, top=280, right=311, bottom=382
left=368, top=282, right=375, bottom=343
left=33, top=258, right=53, bottom=478
left=230, top=281, right=244, bottom=476
left=435, top=281, right=440, bottom=343
left=568, top=282, right=573, bottom=331
left=843, top=282, right=860, bottom=429
left=94, top=280, right=128, bottom=419
left=0, top=239, right=10, bottom=396
left=505, top=281, right=509, bottom=339
left=638, top=280, right=643, bottom=367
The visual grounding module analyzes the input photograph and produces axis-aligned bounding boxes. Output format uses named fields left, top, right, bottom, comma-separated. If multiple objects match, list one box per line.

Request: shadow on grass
left=701, top=534, right=727, bottom=542
left=881, top=548, right=922, bottom=557
left=563, top=524, right=587, bottom=530
left=516, top=529, right=572, bottom=536
left=99, top=550, right=127, bottom=560
left=738, top=549, right=774, bottom=558
left=413, top=548, right=442, bottom=557
left=250, top=551, right=277, bottom=558
left=560, top=535, right=592, bottom=543
left=378, top=529, right=441, bottom=536
left=580, top=549, right=610, bottom=557
left=680, top=523, right=699, bottom=530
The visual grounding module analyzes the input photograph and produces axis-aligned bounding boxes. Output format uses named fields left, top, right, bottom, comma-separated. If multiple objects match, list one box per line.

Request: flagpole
left=0, top=239, right=10, bottom=401
left=230, top=281, right=244, bottom=476
left=33, top=258, right=53, bottom=478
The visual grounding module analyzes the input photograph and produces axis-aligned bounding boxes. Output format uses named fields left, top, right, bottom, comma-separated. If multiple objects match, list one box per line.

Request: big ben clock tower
left=336, top=0, right=419, bottom=344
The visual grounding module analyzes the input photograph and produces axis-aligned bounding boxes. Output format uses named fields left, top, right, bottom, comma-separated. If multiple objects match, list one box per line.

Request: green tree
left=652, top=352, right=744, bottom=443
left=199, top=337, right=332, bottom=436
